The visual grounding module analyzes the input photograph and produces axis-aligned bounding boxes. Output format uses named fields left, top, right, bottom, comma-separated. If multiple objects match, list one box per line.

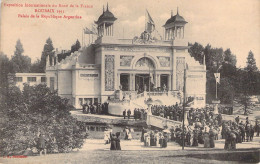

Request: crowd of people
left=151, top=103, right=184, bottom=122
left=123, top=108, right=148, bottom=120
left=141, top=128, right=169, bottom=148
left=148, top=105, right=260, bottom=150
left=82, top=102, right=109, bottom=115
left=104, top=127, right=121, bottom=150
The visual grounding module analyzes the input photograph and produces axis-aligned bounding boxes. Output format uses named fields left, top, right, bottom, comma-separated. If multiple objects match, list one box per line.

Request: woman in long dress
left=203, top=132, right=210, bottom=148
left=209, top=127, right=216, bottom=148
left=128, top=129, right=133, bottom=140
left=110, top=134, right=117, bottom=150
left=115, top=132, right=121, bottom=150
left=124, top=128, right=129, bottom=140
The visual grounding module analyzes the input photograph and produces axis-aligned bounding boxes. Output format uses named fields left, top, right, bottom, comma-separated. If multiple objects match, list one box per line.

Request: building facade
left=8, top=73, right=46, bottom=90
left=45, top=5, right=206, bottom=109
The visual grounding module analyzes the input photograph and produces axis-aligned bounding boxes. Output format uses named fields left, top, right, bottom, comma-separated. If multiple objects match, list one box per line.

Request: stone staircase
left=108, top=90, right=181, bottom=116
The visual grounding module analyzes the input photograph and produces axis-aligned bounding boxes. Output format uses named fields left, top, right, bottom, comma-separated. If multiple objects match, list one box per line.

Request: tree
left=39, top=38, right=54, bottom=72
left=244, top=51, right=258, bottom=95
left=245, top=51, right=258, bottom=72
left=30, top=59, right=42, bottom=73
left=234, top=69, right=254, bottom=115
left=224, top=48, right=237, bottom=67
left=10, top=39, right=31, bottom=73
left=0, top=84, right=86, bottom=155
left=71, top=39, right=81, bottom=53
left=188, top=42, right=205, bottom=64
left=0, top=52, right=13, bottom=100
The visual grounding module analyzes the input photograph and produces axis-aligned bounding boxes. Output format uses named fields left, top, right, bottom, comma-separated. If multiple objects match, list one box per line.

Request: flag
left=92, top=23, right=98, bottom=35
left=214, top=73, right=220, bottom=84
left=84, top=27, right=94, bottom=34
left=150, top=72, right=154, bottom=84
left=146, top=10, right=155, bottom=33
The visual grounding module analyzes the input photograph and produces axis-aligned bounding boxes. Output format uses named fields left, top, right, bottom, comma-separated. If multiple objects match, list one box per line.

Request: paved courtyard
left=1, top=137, right=259, bottom=164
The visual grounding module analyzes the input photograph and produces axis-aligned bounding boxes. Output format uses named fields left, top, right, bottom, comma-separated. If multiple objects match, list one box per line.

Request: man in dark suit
left=127, top=109, right=131, bottom=119
left=123, top=110, right=126, bottom=119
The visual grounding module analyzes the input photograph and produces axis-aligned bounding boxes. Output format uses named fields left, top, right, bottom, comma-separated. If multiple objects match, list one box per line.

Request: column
left=168, top=29, right=170, bottom=39
left=183, top=27, right=185, bottom=38
left=132, top=73, right=135, bottom=91
left=158, top=74, right=161, bottom=89
left=154, top=73, right=157, bottom=88
left=117, top=73, right=120, bottom=90
left=165, top=29, right=167, bottom=40
left=112, top=25, right=114, bottom=36
left=103, top=23, right=105, bottom=36
left=128, top=74, right=130, bottom=91
left=172, top=54, right=176, bottom=90
left=168, top=74, right=172, bottom=91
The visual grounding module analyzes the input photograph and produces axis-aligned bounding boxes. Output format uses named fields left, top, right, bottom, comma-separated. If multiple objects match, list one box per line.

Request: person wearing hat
left=110, top=134, right=117, bottom=150
left=104, top=128, right=110, bottom=144
left=124, top=127, right=129, bottom=140
left=37, top=134, right=47, bottom=156
left=115, top=132, right=121, bottom=150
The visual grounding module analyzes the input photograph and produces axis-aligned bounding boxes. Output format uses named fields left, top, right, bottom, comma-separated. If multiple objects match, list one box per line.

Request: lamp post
left=213, top=67, right=221, bottom=114
left=182, top=68, right=186, bottom=150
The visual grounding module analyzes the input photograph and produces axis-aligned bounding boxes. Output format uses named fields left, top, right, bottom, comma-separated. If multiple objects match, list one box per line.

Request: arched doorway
left=135, top=57, right=155, bottom=93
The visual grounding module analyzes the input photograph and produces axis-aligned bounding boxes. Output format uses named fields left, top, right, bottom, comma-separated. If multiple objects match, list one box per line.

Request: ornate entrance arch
left=135, top=57, right=155, bottom=70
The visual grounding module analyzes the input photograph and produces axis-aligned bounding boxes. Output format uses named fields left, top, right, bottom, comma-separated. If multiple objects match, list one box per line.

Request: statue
left=144, top=84, right=147, bottom=92
left=136, top=84, right=139, bottom=91
left=163, top=84, right=167, bottom=92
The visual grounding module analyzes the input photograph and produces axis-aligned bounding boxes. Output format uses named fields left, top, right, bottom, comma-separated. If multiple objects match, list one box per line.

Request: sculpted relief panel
left=105, top=55, right=115, bottom=91
left=120, top=56, right=134, bottom=66
left=176, top=57, right=185, bottom=91
left=157, top=56, right=170, bottom=67
left=104, top=46, right=171, bottom=53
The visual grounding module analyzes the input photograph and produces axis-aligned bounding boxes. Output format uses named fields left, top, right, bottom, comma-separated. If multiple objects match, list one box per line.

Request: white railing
left=147, top=115, right=182, bottom=129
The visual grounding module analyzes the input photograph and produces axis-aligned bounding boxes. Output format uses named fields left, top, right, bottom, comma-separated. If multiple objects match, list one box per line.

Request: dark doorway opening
left=120, top=74, right=129, bottom=91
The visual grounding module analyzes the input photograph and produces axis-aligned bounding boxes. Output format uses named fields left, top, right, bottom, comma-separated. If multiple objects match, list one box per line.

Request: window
left=41, top=77, right=46, bottom=82
left=94, top=98, right=98, bottom=105
left=50, top=77, right=54, bottom=91
left=27, top=77, right=36, bottom=82
left=84, top=98, right=93, bottom=105
left=15, top=77, right=23, bottom=82
left=79, top=98, right=83, bottom=106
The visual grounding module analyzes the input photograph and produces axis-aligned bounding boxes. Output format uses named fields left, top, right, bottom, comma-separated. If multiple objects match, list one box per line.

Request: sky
left=0, top=0, right=259, bottom=68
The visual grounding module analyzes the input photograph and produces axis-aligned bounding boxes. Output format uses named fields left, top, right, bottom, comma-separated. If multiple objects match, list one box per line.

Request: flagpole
left=149, top=65, right=151, bottom=98
left=82, top=28, right=84, bottom=48
left=145, top=10, right=147, bottom=31
left=216, top=75, right=218, bottom=99
left=182, top=67, right=186, bottom=150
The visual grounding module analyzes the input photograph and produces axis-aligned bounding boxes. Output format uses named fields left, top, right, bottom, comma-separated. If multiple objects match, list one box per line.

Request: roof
left=95, top=4, right=117, bottom=24
left=164, top=10, right=187, bottom=26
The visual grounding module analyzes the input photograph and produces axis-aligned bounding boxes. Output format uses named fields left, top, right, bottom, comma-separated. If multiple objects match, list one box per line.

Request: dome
left=164, top=10, right=187, bottom=26
left=96, top=5, right=117, bottom=24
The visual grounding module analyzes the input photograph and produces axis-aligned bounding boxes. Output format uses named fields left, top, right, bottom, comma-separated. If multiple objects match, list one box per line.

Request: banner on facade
left=214, top=73, right=220, bottom=84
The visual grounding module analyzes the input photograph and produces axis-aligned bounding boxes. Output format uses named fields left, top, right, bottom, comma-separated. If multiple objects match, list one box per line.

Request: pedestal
left=143, top=91, right=147, bottom=98
left=146, top=100, right=153, bottom=126
left=212, top=100, right=220, bottom=114
left=184, top=107, right=190, bottom=126
left=119, top=90, right=123, bottom=101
